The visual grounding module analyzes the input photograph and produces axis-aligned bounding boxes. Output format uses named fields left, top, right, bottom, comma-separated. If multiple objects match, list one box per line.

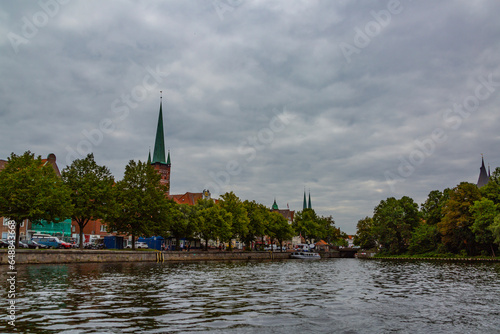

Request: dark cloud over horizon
left=1, top=0, right=500, bottom=234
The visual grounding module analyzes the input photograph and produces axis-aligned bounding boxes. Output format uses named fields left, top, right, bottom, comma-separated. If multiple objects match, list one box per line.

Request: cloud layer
left=1, top=0, right=500, bottom=233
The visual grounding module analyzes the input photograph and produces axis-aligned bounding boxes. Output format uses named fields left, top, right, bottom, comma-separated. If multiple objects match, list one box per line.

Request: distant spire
left=488, top=164, right=491, bottom=177
left=308, top=190, right=312, bottom=209
left=477, top=155, right=489, bottom=188
left=147, top=148, right=151, bottom=165
left=303, top=190, right=307, bottom=210
left=167, top=149, right=171, bottom=165
left=152, top=92, right=166, bottom=164
left=272, top=198, right=279, bottom=210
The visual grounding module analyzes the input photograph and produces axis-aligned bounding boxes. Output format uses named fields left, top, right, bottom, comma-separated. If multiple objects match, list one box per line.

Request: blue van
left=32, top=235, right=69, bottom=249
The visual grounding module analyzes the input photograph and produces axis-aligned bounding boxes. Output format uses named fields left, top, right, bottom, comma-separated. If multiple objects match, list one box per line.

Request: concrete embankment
left=0, top=249, right=293, bottom=265
left=359, top=255, right=500, bottom=262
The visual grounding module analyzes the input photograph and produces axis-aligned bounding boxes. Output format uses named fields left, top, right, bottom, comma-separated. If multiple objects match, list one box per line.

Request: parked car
left=0, top=239, right=10, bottom=248
left=126, top=242, right=149, bottom=249
left=18, top=241, right=29, bottom=248
left=24, top=240, right=49, bottom=249
left=264, top=245, right=284, bottom=251
left=32, top=236, right=71, bottom=249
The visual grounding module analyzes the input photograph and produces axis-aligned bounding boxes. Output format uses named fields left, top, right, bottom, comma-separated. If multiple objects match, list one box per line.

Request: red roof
left=0, top=154, right=60, bottom=177
left=169, top=192, right=204, bottom=206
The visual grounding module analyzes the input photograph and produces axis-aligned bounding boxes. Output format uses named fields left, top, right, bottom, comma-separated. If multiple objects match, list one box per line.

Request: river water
left=1, top=259, right=499, bottom=333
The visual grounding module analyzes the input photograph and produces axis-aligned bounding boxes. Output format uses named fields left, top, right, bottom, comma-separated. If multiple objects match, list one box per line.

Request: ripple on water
left=1, top=260, right=500, bottom=333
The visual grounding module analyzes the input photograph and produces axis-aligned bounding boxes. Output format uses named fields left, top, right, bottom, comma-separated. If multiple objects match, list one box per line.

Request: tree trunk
left=132, top=234, right=136, bottom=250
left=15, top=221, right=21, bottom=248
left=79, top=221, right=85, bottom=250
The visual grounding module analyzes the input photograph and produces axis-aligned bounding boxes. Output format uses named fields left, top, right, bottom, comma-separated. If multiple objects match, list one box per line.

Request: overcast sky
left=1, top=0, right=499, bottom=234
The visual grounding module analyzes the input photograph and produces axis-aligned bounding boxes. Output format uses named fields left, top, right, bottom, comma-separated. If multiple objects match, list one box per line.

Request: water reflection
left=1, top=260, right=499, bottom=333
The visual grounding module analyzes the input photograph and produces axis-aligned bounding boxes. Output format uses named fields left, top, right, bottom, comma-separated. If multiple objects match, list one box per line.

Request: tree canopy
left=0, top=151, right=72, bottom=247
left=62, top=153, right=115, bottom=249
left=105, top=160, right=168, bottom=250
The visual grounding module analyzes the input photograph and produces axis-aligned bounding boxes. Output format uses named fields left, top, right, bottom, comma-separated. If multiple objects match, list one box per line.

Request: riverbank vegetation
left=354, top=169, right=500, bottom=257
left=0, top=151, right=347, bottom=249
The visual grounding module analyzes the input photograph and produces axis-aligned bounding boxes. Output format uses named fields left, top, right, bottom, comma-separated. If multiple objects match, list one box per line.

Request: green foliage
left=62, top=153, right=115, bottom=249
left=438, top=182, right=481, bottom=255
left=105, top=160, right=168, bottom=250
left=408, top=223, right=440, bottom=255
left=157, top=201, right=197, bottom=251
left=196, top=199, right=232, bottom=250
left=219, top=191, right=249, bottom=249
left=470, top=198, right=499, bottom=256
left=489, top=214, right=500, bottom=246
left=480, top=167, right=500, bottom=205
left=372, top=196, right=420, bottom=254
left=292, top=208, right=320, bottom=243
left=0, top=151, right=72, bottom=247
left=420, top=189, right=450, bottom=226
left=354, top=217, right=376, bottom=249
left=242, top=200, right=268, bottom=249
left=267, top=211, right=294, bottom=250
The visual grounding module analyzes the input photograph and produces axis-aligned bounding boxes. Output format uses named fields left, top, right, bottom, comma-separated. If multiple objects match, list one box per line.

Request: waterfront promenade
left=0, top=249, right=295, bottom=264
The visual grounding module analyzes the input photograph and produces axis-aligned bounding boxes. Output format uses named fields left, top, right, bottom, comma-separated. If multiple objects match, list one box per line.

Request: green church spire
left=272, top=198, right=279, bottom=210
left=167, top=150, right=171, bottom=165
left=308, top=191, right=312, bottom=209
left=147, top=149, right=151, bottom=165
left=152, top=93, right=166, bottom=164
left=303, top=190, right=307, bottom=210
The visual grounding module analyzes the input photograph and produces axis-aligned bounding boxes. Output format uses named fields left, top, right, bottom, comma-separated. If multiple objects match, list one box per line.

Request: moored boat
left=290, top=251, right=321, bottom=260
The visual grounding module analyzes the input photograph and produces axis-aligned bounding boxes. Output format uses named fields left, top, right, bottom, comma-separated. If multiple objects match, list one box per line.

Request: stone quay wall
left=0, top=249, right=292, bottom=265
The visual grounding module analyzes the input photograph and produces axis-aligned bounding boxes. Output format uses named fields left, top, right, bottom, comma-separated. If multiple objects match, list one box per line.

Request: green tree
left=106, top=160, right=168, bottom=250
left=267, top=211, right=294, bottom=251
left=470, top=198, right=499, bottom=256
left=372, top=196, right=420, bottom=254
left=438, top=182, right=481, bottom=255
left=480, top=167, right=500, bottom=205
left=0, top=151, right=72, bottom=248
left=317, top=215, right=344, bottom=245
left=219, top=191, right=249, bottom=250
left=61, top=153, right=115, bottom=249
left=166, top=202, right=199, bottom=251
left=242, top=200, right=267, bottom=250
left=354, top=217, right=377, bottom=249
left=408, top=223, right=440, bottom=255
left=489, top=214, right=500, bottom=247
left=196, top=199, right=232, bottom=250
left=292, top=208, right=320, bottom=243
left=420, top=189, right=450, bottom=226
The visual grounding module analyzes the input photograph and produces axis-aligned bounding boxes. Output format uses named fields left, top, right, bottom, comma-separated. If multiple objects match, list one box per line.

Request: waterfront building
left=271, top=199, right=295, bottom=224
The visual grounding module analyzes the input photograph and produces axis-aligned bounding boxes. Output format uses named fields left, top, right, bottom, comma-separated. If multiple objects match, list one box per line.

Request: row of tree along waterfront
left=0, top=151, right=347, bottom=250
left=354, top=168, right=500, bottom=257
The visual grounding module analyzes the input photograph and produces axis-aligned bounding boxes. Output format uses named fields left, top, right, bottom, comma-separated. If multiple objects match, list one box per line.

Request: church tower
left=477, top=155, right=489, bottom=188
left=303, top=190, right=312, bottom=210
left=151, top=92, right=171, bottom=194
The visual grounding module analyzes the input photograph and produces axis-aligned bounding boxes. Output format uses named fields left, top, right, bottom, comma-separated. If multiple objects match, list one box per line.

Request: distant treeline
left=354, top=168, right=500, bottom=257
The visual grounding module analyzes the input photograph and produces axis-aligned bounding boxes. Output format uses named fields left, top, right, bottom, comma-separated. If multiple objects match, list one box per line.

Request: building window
left=100, top=225, right=107, bottom=233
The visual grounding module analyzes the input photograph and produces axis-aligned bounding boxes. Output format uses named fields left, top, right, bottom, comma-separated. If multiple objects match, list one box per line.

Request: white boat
left=290, top=251, right=321, bottom=260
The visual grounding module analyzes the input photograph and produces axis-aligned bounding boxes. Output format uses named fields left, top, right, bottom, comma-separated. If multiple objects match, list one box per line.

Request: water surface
left=1, top=259, right=499, bottom=333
